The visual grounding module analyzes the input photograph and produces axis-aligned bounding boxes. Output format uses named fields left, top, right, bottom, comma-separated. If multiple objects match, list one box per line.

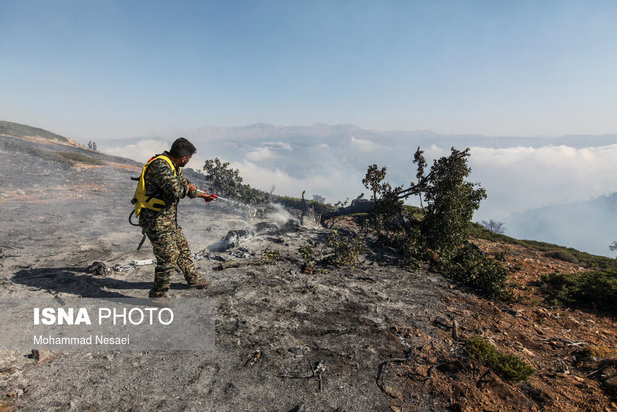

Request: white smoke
left=267, top=202, right=295, bottom=226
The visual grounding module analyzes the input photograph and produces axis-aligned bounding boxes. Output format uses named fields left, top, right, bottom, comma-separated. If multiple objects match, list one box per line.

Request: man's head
left=169, top=137, right=196, bottom=167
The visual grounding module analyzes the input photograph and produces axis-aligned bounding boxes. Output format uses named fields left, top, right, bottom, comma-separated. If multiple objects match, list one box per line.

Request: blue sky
left=2, top=0, right=617, bottom=140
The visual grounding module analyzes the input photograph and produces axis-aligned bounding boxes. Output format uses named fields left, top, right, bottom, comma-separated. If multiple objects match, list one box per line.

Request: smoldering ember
left=1, top=121, right=616, bottom=411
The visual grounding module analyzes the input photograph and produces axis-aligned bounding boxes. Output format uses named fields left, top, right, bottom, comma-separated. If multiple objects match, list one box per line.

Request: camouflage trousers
left=143, top=222, right=200, bottom=296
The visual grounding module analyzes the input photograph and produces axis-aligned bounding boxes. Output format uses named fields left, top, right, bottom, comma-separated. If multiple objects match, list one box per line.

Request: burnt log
left=320, top=199, right=376, bottom=226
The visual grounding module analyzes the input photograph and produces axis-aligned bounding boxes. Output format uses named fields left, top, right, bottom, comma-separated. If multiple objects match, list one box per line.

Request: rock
left=6, top=388, right=24, bottom=398
left=32, top=349, right=54, bottom=364
left=130, top=259, right=154, bottom=266
left=0, top=367, right=16, bottom=375
left=507, top=308, right=524, bottom=317
left=605, top=375, right=617, bottom=392
left=254, top=222, right=279, bottom=233
left=86, top=261, right=109, bottom=276
left=452, top=320, right=460, bottom=340
left=208, top=230, right=251, bottom=252
left=522, top=348, right=535, bottom=357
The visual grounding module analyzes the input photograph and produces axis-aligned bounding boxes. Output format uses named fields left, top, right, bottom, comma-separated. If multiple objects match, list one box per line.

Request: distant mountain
left=170, top=123, right=617, bottom=149
left=503, top=193, right=617, bottom=257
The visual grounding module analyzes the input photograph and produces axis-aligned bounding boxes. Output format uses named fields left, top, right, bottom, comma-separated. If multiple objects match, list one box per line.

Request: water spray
left=195, top=189, right=233, bottom=203
left=195, top=189, right=257, bottom=219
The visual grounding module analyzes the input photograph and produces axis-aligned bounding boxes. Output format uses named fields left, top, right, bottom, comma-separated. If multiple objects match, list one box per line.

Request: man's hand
left=187, top=183, right=196, bottom=193
left=193, top=187, right=217, bottom=202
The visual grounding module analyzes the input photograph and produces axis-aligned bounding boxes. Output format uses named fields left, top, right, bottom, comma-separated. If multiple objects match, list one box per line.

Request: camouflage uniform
left=139, top=151, right=203, bottom=297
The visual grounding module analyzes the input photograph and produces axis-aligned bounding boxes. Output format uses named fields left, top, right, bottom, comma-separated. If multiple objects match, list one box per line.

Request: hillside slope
left=0, top=123, right=616, bottom=411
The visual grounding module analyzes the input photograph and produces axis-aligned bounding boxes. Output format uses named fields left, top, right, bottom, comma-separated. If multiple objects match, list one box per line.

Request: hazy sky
left=2, top=0, right=617, bottom=140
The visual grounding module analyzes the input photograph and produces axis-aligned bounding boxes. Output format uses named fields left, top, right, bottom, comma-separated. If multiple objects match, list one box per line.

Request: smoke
left=103, top=139, right=169, bottom=163
left=267, top=202, right=295, bottom=226
left=230, top=159, right=365, bottom=204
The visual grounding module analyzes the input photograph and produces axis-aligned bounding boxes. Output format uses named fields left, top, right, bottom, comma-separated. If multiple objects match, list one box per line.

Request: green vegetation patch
left=585, top=346, right=617, bottom=360
left=543, top=250, right=578, bottom=263
left=542, top=269, right=617, bottom=315
left=261, top=248, right=281, bottom=264
left=57, top=152, right=105, bottom=165
left=203, top=158, right=271, bottom=205
left=326, top=230, right=364, bottom=267
left=438, top=242, right=510, bottom=299
left=465, top=335, right=535, bottom=382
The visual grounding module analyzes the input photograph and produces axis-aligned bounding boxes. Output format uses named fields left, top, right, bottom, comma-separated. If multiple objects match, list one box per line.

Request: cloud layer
left=469, top=144, right=617, bottom=220
left=101, top=126, right=617, bottom=255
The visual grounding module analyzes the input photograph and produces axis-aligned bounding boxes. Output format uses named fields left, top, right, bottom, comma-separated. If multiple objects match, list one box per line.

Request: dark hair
left=169, top=137, right=196, bottom=158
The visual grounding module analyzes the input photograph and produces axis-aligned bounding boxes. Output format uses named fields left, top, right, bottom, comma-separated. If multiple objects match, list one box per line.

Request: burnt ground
left=0, top=133, right=616, bottom=411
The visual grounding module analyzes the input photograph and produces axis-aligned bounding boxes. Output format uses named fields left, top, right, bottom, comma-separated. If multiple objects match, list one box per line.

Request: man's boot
left=187, top=277, right=210, bottom=289
left=149, top=290, right=170, bottom=299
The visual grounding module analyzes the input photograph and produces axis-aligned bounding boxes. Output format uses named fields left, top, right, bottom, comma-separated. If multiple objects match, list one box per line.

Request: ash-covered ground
left=2, top=132, right=616, bottom=411
left=0, top=134, right=465, bottom=411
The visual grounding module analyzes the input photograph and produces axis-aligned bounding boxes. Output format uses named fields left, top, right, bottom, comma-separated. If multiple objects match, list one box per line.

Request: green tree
left=362, top=164, right=389, bottom=202
left=202, top=158, right=269, bottom=205
left=419, top=148, right=486, bottom=254
left=359, top=147, right=507, bottom=298
left=203, top=158, right=243, bottom=197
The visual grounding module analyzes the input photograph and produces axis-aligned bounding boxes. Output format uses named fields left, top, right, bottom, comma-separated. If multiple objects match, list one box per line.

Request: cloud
left=245, top=147, right=277, bottom=162
left=263, top=141, right=292, bottom=151
left=469, top=144, right=617, bottom=219
left=350, top=137, right=380, bottom=152
left=100, top=135, right=617, bottom=226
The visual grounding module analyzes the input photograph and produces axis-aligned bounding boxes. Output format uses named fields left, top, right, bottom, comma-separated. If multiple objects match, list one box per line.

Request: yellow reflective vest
left=131, top=154, right=180, bottom=217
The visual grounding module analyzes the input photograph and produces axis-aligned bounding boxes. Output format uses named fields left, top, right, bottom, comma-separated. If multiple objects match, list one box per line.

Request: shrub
left=261, top=248, right=281, bottom=264
left=544, top=250, right=577, bottom=263
left=298, top=243, right=316, bottom=274
left=326, top=230, right=364, bottom=267
left=465, top=335, right=535, bottom=382
left=542, top=270, right=617, bottom=315
left=0, top=140, right=104, bottom=166
left=438, top=242, right=510, bottom=299
left=298, top=243, right=314, bottom=262
left=584, top=346, right=617, bottom=360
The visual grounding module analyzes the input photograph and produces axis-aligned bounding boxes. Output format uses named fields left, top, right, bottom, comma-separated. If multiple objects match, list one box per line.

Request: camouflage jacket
left=138, top=151, right=196, bottom=228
